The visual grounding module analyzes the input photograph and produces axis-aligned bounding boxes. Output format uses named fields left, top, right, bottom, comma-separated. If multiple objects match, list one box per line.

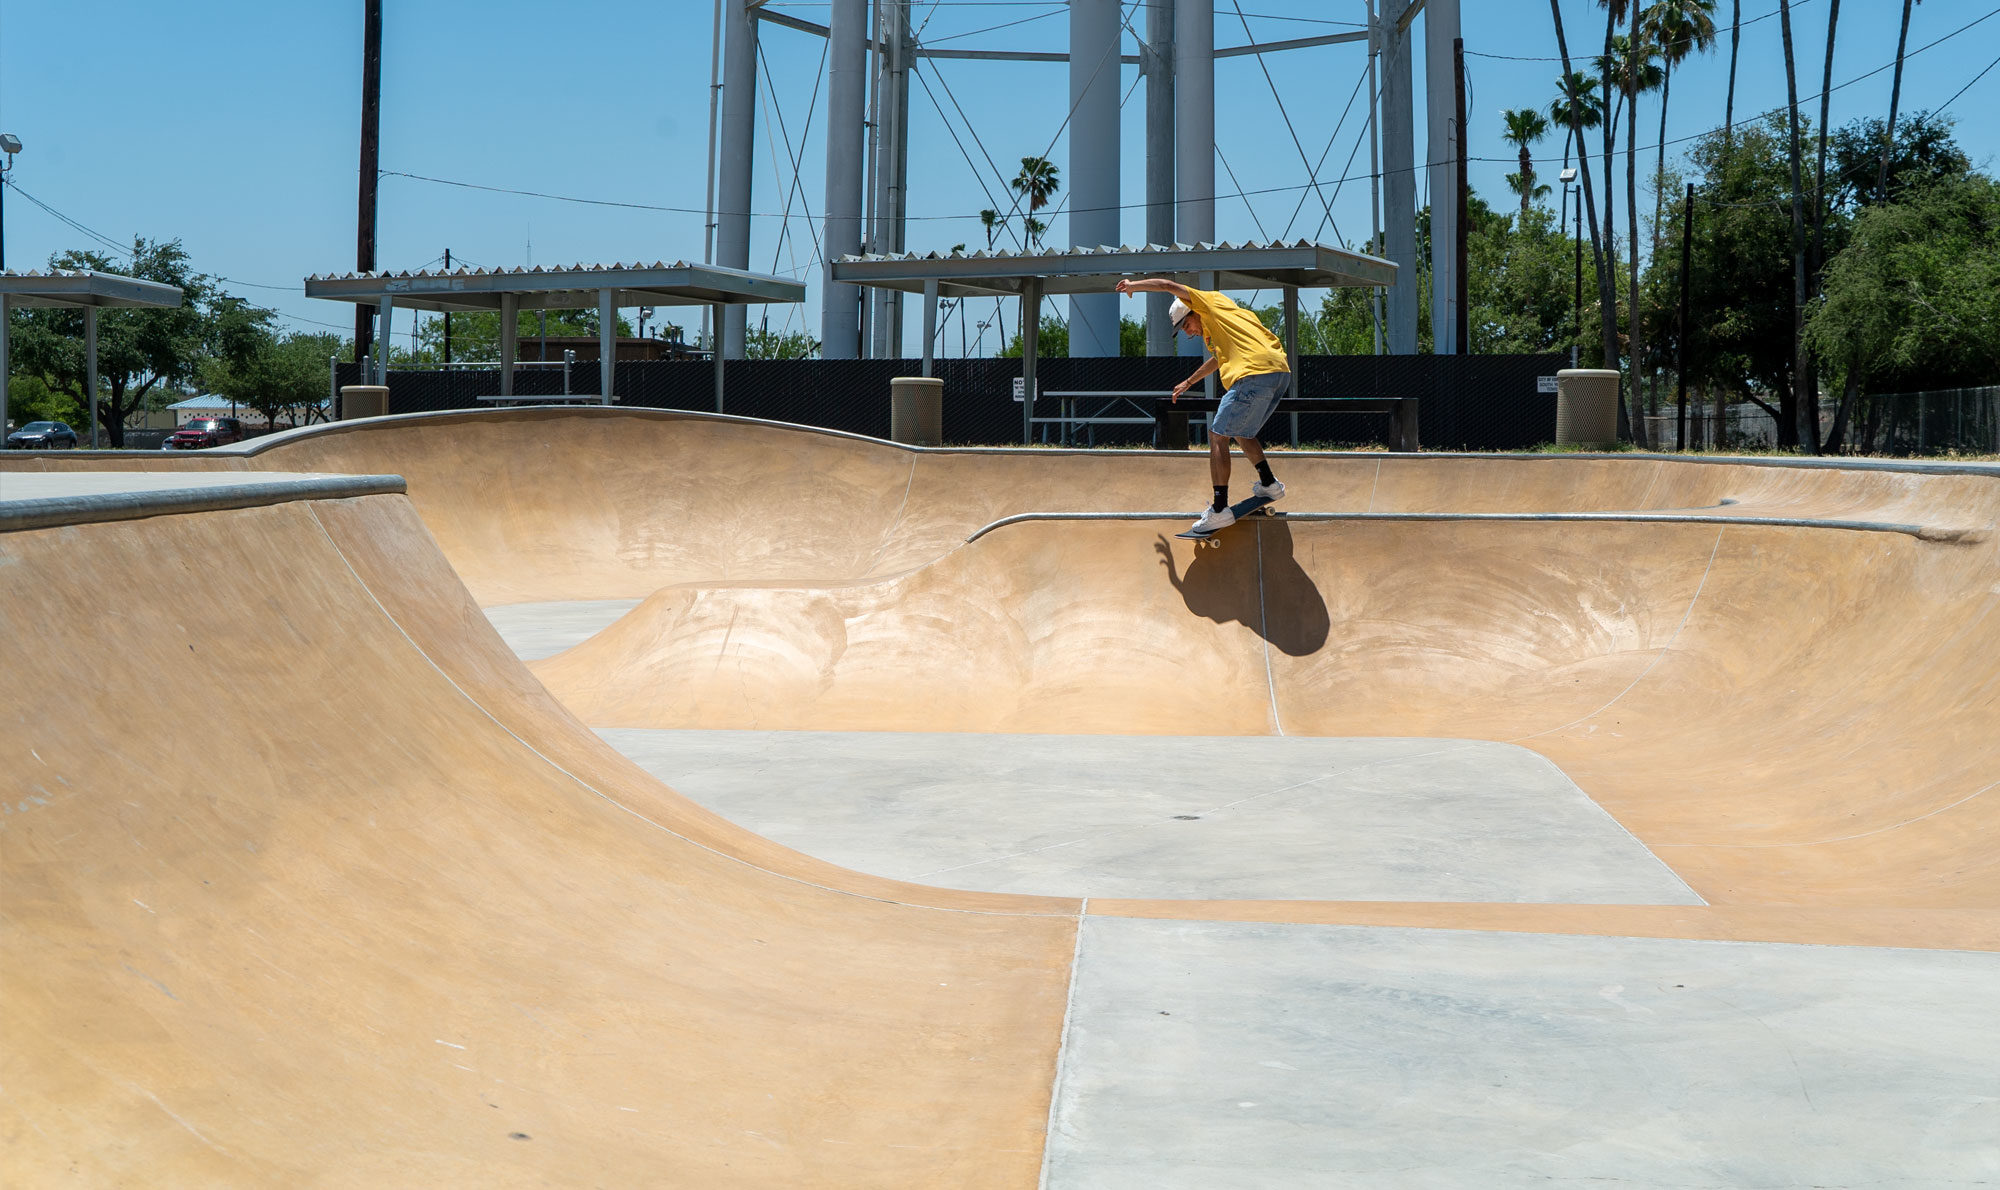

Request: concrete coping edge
left=201, top=407, right=2000, bottom=479
left=0, top=474, right=408, bottom=533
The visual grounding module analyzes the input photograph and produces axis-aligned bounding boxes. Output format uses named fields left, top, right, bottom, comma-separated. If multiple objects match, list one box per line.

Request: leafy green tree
left=1657, top=118, right=1805, bottom=442
left=408, top=308, right=633, bottom=363
left=1804, top=175, right=2000, bottom=447
left=2, top=373, right=80, bottom=428
left=744, top=327, right=820, bottom=359
left=7, top=238, right=208, bottom=446
left=1829, top=111, right=1970, bottom=213
left=202, top=321, right=341, bottom=429
left=1000, top=315, right=1146, bottom=358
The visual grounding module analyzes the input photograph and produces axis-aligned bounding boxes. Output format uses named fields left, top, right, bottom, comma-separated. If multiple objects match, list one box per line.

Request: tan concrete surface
left=2, top=493, right=1078, bottom=1187
left=7, top=409, right=2000, bottom=1183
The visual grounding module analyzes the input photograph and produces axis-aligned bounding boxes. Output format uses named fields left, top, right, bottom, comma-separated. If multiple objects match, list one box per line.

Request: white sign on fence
left=1537, top=375, right=1560, bottom=394
left=1012, top=377, right=1025, bottom=402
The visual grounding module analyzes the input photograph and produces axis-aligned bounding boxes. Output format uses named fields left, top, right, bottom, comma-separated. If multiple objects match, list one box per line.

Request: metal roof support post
left=921, top=277, right=938, bottom=378
left=598, top=288, right=615, bottom=403
left=1021, top=276, right=1041, bottom=444
left=1175, top=0, right=1213, bottom=362
left=713, top=303, right=726, bottom=413
left=85, top=307, right=99, bottom=449
left=1199, top=269, right=1218, bottom=400
left=1144, top=0, right=1176, bottom=356
left=1283, top=285, right=1300, bottom=445
left=1068, top=0, right=1121, bottom=357
left=375, top=295, right=394, bottom=385
left=717, top=0, right=759, bottom=360
left=1380, top=0, right=1418, bottom=354
left=821, top=0, right=867, bottom=358
left=498, top=293, right=518, bottom=399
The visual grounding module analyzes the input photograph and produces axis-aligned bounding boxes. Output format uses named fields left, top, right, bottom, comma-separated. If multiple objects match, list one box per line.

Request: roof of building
left=828, top=239, right=1397, bottom=298
left=0, top=269, right=186, bottom=308
left=303, top=261, right=806, bottom=313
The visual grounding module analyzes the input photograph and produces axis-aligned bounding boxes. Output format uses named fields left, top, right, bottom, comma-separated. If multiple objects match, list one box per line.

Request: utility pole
left=442, top=248, right=452, bottom=365
left=354, top=0, right=382, bottom=368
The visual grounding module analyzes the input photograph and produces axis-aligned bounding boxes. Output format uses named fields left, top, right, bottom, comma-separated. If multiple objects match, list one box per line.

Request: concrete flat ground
left=596, top=728, right=1699, bottom=904
left=1048, top=919, right=2000, bottom=1189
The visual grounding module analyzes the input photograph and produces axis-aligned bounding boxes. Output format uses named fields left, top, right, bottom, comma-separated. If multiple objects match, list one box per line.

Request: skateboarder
left=1115, top=277, right=1289, bottom=534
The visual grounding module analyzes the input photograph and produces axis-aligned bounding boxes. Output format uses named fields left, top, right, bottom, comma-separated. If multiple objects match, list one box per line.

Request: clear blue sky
left=1, top=1, right=1993, bottom=355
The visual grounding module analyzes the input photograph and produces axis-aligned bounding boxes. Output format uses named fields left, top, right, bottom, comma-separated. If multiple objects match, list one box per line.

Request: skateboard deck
left=1175, top=494, right=1278, bottom=547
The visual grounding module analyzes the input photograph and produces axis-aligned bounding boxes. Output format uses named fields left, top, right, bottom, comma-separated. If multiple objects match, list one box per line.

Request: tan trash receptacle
left=339, top=385, right=389, bottom=420
left=1555, top=369, right=1620, bottom=447
left=890, top=376, right=944, bottom=446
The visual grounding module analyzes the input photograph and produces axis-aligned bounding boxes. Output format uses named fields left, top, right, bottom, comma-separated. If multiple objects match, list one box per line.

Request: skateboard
left=1174, top=494, right=1279, bottom=548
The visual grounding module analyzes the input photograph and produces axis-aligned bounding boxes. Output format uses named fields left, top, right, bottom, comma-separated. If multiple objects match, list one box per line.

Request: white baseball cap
left=1168, top=297, right=1192, bottom=332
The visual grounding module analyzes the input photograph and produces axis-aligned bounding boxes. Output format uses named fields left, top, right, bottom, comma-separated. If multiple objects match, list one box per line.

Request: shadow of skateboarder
left=1155, top=519, right=1330, bottom=657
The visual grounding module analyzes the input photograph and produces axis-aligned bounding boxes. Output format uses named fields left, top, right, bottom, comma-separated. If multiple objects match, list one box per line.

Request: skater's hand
left=1114, top=279, right=1135, bottom=296
left=1170, top=380, right=1190, bottom=401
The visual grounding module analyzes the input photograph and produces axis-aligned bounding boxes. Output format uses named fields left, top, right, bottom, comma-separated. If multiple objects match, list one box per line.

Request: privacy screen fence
left=337, top=354, right=1571, bottom=451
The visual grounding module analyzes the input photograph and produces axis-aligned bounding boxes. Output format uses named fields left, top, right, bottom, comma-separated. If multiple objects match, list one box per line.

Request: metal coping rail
left=962, top=510, right=1988, bottom=545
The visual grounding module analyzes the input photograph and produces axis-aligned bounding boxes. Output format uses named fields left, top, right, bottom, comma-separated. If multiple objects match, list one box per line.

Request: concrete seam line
left=1508, top=524, right=1727, bottom=746
left=1255, top=521, right=1285, bottom=736
left=0, top=476, right=407, bottom=533
left=862, top=454, right=921, bottom=577
left=1366, top=456, right=1382, bottom=513
left=300, top=501, right=1075, bottom=921
left=1037, top=898, right=1089, bottom=1190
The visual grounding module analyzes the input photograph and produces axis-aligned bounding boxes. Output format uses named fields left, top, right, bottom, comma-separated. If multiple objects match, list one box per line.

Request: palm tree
left=1011, top=156, right=1061, bottom=249
left=1547, top=70, right=1603, bottom=174
left=1779, top=0, right=1813, bottom=450
left=1549, top=0, right=1621, bottom=401
left=1596, top=26, right=1662, bottom=445
left=1876, top=0, right=1919, bottom=198
left=1807, top=0, right=1842, bottom=450
left=1646, top=0, right=1717, bottom=262
left=979, top=208, right=1003, bottom=250
left=1502, top=108, right=1552, bottom=215
left=1723, top=0, right=1742, bottom=142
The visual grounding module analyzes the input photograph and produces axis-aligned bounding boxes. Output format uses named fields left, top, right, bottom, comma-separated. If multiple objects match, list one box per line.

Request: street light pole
left=1561, top=167, right=1581, bottom=368
left=0, top=133, right=22, bottom=272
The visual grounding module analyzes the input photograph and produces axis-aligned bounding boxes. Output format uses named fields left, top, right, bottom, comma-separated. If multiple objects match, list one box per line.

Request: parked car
left=165, top=417, right=245, bottom=449
left=4, top=420, right=80, bottom=449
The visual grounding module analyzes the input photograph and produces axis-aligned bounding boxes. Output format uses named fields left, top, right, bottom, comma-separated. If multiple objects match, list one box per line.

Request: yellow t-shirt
left=1182, top=288, right=1290, bottom=390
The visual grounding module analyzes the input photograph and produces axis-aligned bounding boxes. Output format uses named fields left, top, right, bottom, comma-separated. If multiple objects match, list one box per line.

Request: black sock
left=1255, top=460, right=1276, bottom=486
left=1212, top=486, right=1229, bottom=512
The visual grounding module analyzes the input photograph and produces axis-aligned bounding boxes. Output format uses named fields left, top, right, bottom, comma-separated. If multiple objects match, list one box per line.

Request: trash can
left=1555, top=369, right=1620, bottom=447
left=339, top=385, right=389, bottom=420
left=890, top=377, right=943, bottom=446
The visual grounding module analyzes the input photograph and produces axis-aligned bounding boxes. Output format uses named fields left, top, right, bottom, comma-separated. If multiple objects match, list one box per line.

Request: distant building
left=520, top=331, right=710, bottom=363
left=168, top=394, right=328, bottom=428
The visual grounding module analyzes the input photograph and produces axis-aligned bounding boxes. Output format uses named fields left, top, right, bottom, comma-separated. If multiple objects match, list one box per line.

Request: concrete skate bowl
left=5, top=406, right=2000, bottom=1186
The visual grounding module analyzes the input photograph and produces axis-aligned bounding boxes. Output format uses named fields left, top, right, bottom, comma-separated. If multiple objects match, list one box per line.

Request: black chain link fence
left=339, top=353, right=1568, bottom=450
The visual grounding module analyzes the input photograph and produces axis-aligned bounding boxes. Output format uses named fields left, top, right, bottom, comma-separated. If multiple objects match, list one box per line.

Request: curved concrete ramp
left=1, top=485, right=1077, bottom=1185
left=6, top=411, right=2000, bottom=1185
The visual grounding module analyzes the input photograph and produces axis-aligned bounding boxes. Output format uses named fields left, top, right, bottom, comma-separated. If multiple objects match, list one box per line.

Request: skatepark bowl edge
left=4, top=406, right=1999, bottom=1187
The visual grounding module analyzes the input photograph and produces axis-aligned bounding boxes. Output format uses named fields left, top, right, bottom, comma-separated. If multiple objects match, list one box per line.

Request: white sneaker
left=1190, top=505, right=1237, bottom=534
left=1251, top=479, right=1285, bottom=503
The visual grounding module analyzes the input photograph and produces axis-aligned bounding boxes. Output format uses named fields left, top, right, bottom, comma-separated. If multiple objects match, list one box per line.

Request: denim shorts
left=1209, top=370, right=1292, bottom=439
